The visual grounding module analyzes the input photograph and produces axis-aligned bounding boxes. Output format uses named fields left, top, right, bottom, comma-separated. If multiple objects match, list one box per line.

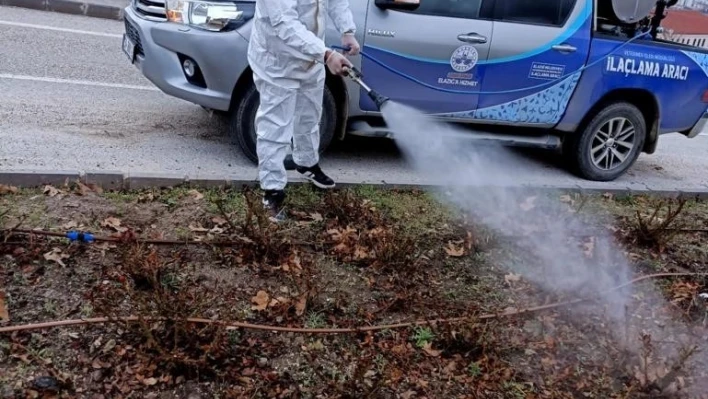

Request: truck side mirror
left=374, top=0, right=421, bottom=11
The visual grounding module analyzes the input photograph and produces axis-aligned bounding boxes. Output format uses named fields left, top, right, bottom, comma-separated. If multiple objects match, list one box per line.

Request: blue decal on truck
left=435, top=72, right=582, bottom=124
left=682, top=51, right=708, bottom=76
left=605, top=55, right=689, bottom=80
left=529, top=62, right=566, bottom=80
left=360, top=11, right=593, bottom=116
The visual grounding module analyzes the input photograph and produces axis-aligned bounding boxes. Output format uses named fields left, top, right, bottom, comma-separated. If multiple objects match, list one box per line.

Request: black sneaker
left=262, top=189, right=286, bottom=222
left=296, top=163, right=335, bottom=189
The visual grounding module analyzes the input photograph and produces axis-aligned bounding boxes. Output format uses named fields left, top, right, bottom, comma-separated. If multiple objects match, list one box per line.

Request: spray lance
left=332, top=46, right=390, bottom=110
left=342, top=64, right=390, bottom=110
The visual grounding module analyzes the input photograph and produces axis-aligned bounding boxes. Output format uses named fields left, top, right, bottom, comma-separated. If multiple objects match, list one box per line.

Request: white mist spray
left=380, top=101, right=707, bottom=395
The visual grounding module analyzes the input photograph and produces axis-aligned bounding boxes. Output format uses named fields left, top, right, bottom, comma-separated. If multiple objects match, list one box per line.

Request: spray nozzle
left=367, top=89, right=390, bottom=110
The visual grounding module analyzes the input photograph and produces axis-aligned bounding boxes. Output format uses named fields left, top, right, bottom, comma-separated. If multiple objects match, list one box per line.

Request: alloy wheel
left=589, top=117, right=636, bottom=171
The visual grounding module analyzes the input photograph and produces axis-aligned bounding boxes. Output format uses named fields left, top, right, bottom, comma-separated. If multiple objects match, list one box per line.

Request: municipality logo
left=450, top=45, right=479, bottom=73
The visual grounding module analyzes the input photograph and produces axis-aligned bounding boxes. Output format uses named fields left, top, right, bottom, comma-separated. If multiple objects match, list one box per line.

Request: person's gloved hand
left=325, top=50, right=353, bottom=76
left=341, top=33, right=360, bottom=56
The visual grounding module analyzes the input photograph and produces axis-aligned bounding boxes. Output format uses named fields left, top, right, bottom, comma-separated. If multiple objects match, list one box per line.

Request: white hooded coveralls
left=247, top=0, right=356, bottom=191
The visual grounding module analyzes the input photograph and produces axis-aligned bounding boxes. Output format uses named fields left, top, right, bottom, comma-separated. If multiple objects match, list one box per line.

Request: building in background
left=675, top=0, right=708, bottom=11
left=659, top=9, right=708, bottom=49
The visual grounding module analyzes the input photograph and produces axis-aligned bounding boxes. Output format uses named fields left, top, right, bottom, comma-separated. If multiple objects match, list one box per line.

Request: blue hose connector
left=66, top=231, right=95, bottom=243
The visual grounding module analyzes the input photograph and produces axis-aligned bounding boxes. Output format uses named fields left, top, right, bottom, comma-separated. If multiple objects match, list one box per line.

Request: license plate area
left=122, top=34, right=136, bottom=63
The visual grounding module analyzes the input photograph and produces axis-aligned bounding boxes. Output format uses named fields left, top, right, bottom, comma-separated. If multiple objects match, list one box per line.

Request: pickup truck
left=121, top=0, right=708, bottom=181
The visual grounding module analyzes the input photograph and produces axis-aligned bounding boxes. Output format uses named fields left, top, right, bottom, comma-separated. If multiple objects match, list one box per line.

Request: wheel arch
left=229, top=66, right=255, bottom=112
left=574, top=89, right=660, bottom=154
left=325, top=71, right=349, bottom=141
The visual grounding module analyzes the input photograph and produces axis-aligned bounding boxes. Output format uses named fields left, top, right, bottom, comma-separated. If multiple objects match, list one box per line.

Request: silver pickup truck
left=122, top=0, right=708, bottom=181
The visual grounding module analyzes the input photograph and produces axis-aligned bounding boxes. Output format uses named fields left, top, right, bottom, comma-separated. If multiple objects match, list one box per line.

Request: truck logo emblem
left=450, top=45, right=478, bottom=73
left=367, top=29, right=395, bottom=38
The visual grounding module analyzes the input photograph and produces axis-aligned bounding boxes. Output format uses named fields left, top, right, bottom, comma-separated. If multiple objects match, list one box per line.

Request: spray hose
left=334, top=30, right=651, bottom=96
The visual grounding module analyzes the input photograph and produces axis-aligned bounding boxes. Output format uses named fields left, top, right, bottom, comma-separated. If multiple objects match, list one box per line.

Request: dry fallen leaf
left=74, top=182, right=94, bottom=196
left=211, top=216, right=228, bottom=226
left=101, top=217, right=128, bottom=233
left=251, top=291, right=269, bottom=311
left=188, top=223, right=209, bottom=233
left=102, top=339, right=117, bottom=354
left=519, top=196, right=537, bottom=211
left=503, top=306, right=518, bottom=314
left=269, top=296, right=290, bottom=307
left=0, top=184, right=18, bottom=195
left=309, top=212, right=323, bottom=222
left=61, top=221, right=79, bottom=230
left=187, top=189, right=204, bottom=200
left=444, top=241, right=465, bottom=257
left=354, top=245, right=371, bottom=260
left=295, top=294, right=307, bottom=316
left=504, top=273, right=522, bottom=285
left=400, top=390, right=417, bottom=399
left=44, top=248, right=70, bottom=267
left=583, top=237, right=595, bottom=258
left=421, top=342, right=441, bottom=357
left=443, top=361, right=458, bottom=375
left=0, top=291, right=9, bottom=323
left=88, top=183, right=104, bottom=194
left=43, top=185, right=60, bottom=197
left=604, top=224, right=619, bottom=233
left=142, top=377, right=158, bottom=386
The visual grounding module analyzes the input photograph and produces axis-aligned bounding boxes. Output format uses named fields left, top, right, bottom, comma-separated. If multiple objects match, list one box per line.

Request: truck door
left=359, top=0, right=495, bottom=114
left=453, top=0, right=592, bottom=126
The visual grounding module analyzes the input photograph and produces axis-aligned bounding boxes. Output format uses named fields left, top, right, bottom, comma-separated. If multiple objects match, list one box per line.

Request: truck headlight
left=166, top=0, right=254, bottom=32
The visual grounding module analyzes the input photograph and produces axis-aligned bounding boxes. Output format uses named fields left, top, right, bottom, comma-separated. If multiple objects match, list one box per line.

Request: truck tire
left=229, top=81, right=338, bottom=168
left=563, top=102, right=646, bottom=182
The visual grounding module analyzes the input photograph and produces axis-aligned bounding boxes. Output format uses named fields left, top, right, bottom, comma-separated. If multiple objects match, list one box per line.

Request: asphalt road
left=1, top=6, right=707, bottom=190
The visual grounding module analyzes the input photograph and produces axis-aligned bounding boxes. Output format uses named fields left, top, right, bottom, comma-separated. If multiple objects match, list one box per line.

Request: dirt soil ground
left=0, top=182, right=707, bottom=399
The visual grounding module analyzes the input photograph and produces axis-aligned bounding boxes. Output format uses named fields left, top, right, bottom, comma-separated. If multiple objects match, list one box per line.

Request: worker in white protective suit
left=247, top=0, right=360, bottom=220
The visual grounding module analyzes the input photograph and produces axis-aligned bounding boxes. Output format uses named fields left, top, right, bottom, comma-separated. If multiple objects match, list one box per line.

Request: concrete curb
left=1, top=0, right=125, bottom=21
left=2, top=169, right=708, bottom=199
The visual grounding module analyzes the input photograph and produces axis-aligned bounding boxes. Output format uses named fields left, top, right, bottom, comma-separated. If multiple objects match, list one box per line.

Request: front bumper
left=123, top=6, right=251, bottom=112
left=686, top=110, right=708, bottom=139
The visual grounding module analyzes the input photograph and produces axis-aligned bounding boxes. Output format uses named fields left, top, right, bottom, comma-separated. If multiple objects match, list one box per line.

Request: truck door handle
left=457, top=33, right=487, bottom=44
left=552, top=44, right=577, bottom=53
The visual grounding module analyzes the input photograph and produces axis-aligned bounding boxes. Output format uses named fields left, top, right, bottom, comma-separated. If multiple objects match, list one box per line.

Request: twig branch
left=4, top=224, right=707, bottom=250
left=1, top=273, right=704, bottom=335
left=214, top=198, right=238, bottom=234
left=634, top=199, right=688, bottom=248
left=653, top=344, right=699, bottom=392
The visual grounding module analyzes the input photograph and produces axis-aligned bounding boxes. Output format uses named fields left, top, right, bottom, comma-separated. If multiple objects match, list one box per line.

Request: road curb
left=2, top=169, right=708, bottom=199
left=1, top=0, right=125, bottom=21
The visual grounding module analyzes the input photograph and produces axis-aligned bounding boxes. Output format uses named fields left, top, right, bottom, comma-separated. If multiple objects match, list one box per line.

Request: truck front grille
left=133, top=0, right=167, bottom=21
left=124, top=20, right=145, bottom=57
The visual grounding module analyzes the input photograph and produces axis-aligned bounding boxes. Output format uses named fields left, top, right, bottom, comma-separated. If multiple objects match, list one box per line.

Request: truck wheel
left=229, top=82, right=338, bottom=167
left=564, top=102, right=646, bottom=181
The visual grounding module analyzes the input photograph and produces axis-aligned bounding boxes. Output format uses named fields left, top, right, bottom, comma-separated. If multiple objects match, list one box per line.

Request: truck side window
left=497, top=0, right=577, bottom=27
left=408, top=0, right=486, bottom=20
